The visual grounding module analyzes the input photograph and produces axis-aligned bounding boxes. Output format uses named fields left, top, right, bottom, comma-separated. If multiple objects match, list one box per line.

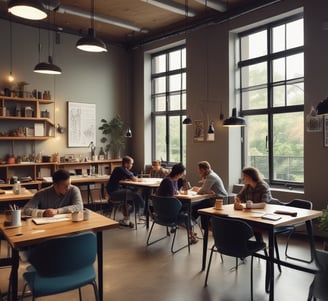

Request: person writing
left=157, top=163, right=198, bottom=244
left=191, top=161, right=228, bottom=227
left=106, top=155, right=144, bottom=227
left=23, top=169, right=83, bottom=217
left=235, top=166, right=272, bottom=242
left=149, top=160, right=169, bottom=178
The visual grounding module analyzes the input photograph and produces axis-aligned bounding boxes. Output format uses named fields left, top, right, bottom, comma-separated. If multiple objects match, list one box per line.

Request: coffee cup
left=72, top=211, right=83, bottom=222
left=5, top=210, right=21, bottom=227
left=214, top=199, right=223, bottom=210
left=83, top=209, right=90, bottom=221
left=32, top=209, right=44, bottom=218
left=246, top=200, right=253, bottom=209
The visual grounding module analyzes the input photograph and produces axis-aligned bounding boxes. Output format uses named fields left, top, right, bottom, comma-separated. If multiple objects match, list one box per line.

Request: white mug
left=6, top=210, right=22, bottom=227
left=246, top=200, right=253, bottom=208
left=72, top=211, right=83, bottom=222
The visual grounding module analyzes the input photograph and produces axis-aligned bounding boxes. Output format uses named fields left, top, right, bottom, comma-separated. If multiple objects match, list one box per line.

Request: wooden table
left=0, top=189, right=35, bottom=203
left=0, top=210, right=118, bottom=301
left=198, top=204, right=322, bottom=301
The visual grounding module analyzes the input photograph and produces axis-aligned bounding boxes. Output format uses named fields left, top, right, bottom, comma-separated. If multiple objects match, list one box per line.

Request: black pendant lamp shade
left=316, top=97, right=328, bottom=115
left=8, top=0, right=47, bottom=20
left=182, top=117, right=192, bottom=125
left=34, top=56, right=62, bottom=75
left=76, top=28, right=108, bottom=52
left=223, top=108, right=246, bottom=127
left=208, top=121, right=215, bottom=134
left=125, top=128, right=132, bottom=138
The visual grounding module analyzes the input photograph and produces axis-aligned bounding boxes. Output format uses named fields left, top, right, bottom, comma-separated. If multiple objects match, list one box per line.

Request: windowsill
left=232, top=183, right=304, bottom=194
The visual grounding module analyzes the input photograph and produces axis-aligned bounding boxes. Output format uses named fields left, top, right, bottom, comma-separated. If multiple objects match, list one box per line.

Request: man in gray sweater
left=23, top=169, right=83, bottom=217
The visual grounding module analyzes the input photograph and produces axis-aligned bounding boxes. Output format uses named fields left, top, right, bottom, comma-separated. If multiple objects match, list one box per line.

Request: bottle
left=13, top=180, right=21, bottom=195
left=98, top=147, right=105, bottom=160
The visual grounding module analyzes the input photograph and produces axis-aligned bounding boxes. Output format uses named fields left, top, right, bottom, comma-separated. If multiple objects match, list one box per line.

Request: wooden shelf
left=0, top=136, right=54, bottom=141
left=0, top=96, right=54, bottom=104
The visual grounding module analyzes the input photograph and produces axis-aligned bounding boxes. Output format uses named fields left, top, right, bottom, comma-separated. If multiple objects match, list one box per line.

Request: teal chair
left=147, top=195, right=190, bottom=253
left=21, top=231, right=99, bottom=301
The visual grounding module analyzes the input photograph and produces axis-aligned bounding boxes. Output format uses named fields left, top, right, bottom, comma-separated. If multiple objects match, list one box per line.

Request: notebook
left=32, top=214, right=70, bottom=225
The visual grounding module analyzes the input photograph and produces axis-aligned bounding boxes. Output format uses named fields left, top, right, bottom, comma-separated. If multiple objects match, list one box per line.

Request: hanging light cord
left=91, top=0, right=95, bottom=29
left=9, top=15, right=13, bottom=74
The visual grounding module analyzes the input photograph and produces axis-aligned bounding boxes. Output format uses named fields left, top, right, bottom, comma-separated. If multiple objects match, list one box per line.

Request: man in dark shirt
left=107, top=156, right=144, bottom=227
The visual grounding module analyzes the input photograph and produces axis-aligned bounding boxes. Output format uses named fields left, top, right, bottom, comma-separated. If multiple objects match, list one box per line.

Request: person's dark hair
left=198, top=161, right=211, bottom=170
left=122, top=156, right=133, bottom=165
left=52, top=169, right=70, bottom=184
left=242, top=166, right=263, bottom=183
left=169, top=163, right=185, bottom=177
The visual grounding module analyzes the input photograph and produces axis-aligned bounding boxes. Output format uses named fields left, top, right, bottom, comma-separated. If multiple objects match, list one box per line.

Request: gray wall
left=0, top=19, right=130, bottom=159
left=130, top=0, right=328, bottom=210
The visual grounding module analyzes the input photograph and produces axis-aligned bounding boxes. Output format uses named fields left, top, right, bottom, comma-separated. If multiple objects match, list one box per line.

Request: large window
left=238, top=15, right=304, bottom=184
left=151, top=46, right=186, bottom=164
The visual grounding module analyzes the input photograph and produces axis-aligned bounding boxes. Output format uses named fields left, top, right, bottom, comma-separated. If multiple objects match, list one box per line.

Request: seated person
left=23, top=169, right=83, bottom=217
left=235, top=166, right=272, bottom=204
left=157, top=163, right=198, bottom=244
left=191, top=161, right=228, bottom=227
left=106, top=155, right=144, bottom=227
left=235, top=166, right=272, bottom=242
left=150, top=160, right=169, bottom=178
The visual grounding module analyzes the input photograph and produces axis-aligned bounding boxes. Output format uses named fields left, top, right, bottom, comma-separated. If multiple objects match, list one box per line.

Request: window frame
left=150, top=45, right=187, bottom=165
left=238, top=13, right=304, bottom=186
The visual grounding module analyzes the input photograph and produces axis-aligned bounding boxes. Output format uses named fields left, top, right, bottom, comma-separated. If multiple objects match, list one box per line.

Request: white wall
left=0, top=19, right=130, bottom=160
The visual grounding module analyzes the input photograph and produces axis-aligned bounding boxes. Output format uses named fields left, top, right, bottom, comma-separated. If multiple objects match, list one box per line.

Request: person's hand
left=191, top=186, right=200, bottom=192
left=43, top=209, right=58, bottom=217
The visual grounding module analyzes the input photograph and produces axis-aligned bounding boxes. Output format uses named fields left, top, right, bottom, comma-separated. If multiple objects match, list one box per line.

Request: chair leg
left=274, top=236, right=282, bottom=273
left=251, top=255, right=254, bottom=301
left=146, top=222, right=170, bottom=247
left=78, top=287, right=82, bottom=301
left=204, top=246, right=215, bottom=287
left=171, top=226, right=190, bottom=254
left=91, top=281, right=100, bottom=301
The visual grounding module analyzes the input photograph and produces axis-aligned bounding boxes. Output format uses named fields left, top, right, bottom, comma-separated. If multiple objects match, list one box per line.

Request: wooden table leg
left=97, top=232, right=104, bottom=301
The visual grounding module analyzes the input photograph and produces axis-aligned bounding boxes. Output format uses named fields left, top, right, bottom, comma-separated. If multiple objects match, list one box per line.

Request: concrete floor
left=0, top=215, right=322, bottom=301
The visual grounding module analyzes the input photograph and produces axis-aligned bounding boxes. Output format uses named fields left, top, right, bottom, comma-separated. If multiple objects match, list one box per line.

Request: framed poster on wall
left=67, top=102, right=96, bottom=147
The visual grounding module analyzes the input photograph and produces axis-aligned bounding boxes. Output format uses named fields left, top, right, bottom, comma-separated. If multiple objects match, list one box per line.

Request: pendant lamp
left=76, top=0, right=107, bottom=53
left=34, top=56, right=62, bottom=74
left=125, top=128, right=132, bottom=138
left=182, top=117, right=192, bottom=125
left=8, top=0, right=47, bottom=20
left=223, top=108, right=246, bottom=127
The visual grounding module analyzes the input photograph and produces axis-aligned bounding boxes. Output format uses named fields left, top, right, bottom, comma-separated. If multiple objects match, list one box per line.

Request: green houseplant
left=98, top=115, right=125, bottom=158
left=319, top=208, right=328, bottom=250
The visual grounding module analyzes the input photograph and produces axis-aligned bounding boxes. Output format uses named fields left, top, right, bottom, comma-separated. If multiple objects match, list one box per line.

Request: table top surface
left=0, top=189, right=35, bottom=202
left=198, top=203, right=322, bottom=228
left=0, top=210, right=118, bottom=249
left=120, top=178, right=163, bottom=187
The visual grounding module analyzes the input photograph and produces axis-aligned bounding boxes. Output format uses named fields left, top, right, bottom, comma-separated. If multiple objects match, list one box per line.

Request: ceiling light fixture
left=76, top=0, right=108, bottom=53
left=193, top=0, right=227, bottom=12
left=142, top=0, right=196, bottom=17
left=223, top=108, right=246, bottom=127
left=182, top=117, right=192, bottom=125
left=8, top=0, right=47, bottom=20
left=125, top=127, right=133, bottom=138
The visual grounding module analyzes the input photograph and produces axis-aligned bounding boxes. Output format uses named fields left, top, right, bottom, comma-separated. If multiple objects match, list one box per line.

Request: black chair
left=21, top=231, right=99, bottom=301
left=146, top=195, right=190, bottom=254
left=308, top=249, right=328, bottom=301
left=273, top=199, right=313, bottom=273
left=204, top=216, right=268, bottom=301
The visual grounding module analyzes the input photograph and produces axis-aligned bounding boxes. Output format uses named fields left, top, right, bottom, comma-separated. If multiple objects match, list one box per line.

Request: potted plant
left=98, top=115, right=125, bottom=158
left=319, top=208, right=328, bottom=250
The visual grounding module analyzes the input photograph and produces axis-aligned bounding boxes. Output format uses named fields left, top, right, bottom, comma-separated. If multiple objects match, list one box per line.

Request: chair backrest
left=28, top=231, right=97, bottom=277
left=287, top=199, right=312, bottom=210
left=211, top=216, right=254, bottom=258
left=151, top=195, right=182, bottom=224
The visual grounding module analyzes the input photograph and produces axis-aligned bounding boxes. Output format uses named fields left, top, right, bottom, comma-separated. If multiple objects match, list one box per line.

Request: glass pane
left=287, top=82, right=304, bottom=105
left=272, top=24, right=285, bottom=53
left=241, top=62, right=267, bottom=87
left=272, top=58, right=285, bottom=82
left=168, top=116, right=181, bottom=163
left=273, top=86, right=285, bottom=107
left=152, top=54, right=166, bottom=74
left=169, top=50, right=181, bottom=71
left=154, top=95, right=166, bottom=111
left=169, top=74, right=181, bottom=92
left=182, top=72, right=186, bottom=90
left=286, top=19, right=304, bottom=49
left=154, top=116, right=167, bottom=162
left=154, top=77, right=166, bottom=94
left=181, top=48, right=186, bottom=68
left=241, top=89, right=267, bottom=110
left=181, top=92, right=186, bottom=110
left=245, top=115, right=269, bottom=179
left=169, top=94, right=181, bottom=110
left=286, top=53, right=304, bottom=80
left=241, top=30, right=267, bottom=60
left=273, top=112, right=304, bottom=182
